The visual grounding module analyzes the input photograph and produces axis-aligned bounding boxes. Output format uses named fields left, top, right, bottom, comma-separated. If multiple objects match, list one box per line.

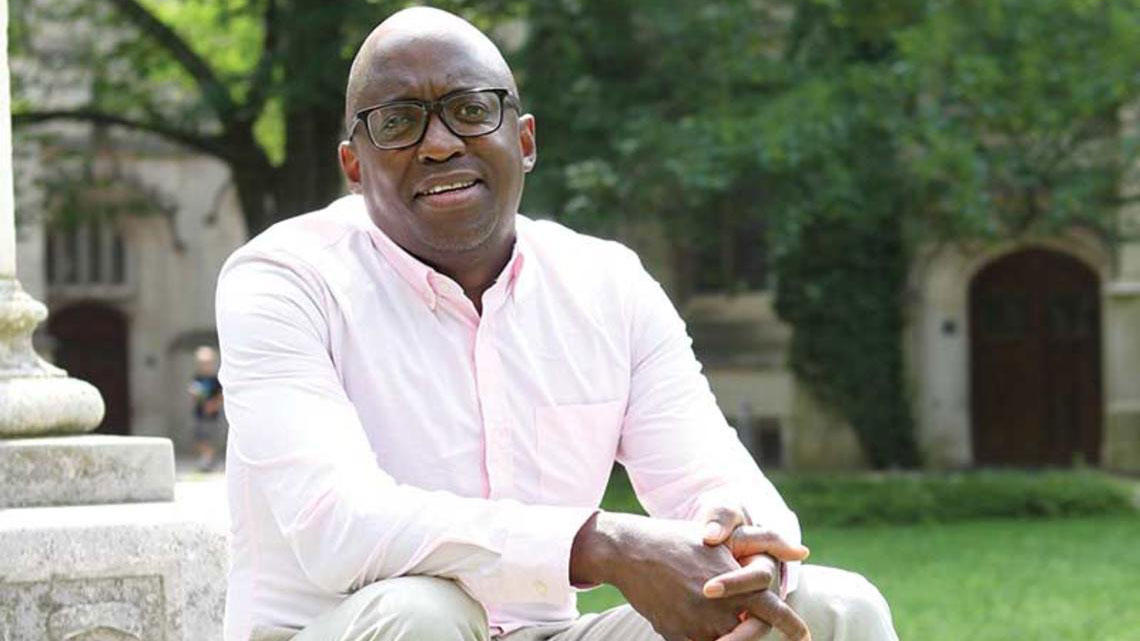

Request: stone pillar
left=0, top=0, right=12, bottom=279
left=0, top=2, right=227, bottom=637
left=0, top=0, right=103, bottom=437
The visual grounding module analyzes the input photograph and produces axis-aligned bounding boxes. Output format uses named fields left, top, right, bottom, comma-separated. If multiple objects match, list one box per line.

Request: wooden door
left=969, top=249, right=1101, bottom=466
left=48, top=303, right=131, bottom=435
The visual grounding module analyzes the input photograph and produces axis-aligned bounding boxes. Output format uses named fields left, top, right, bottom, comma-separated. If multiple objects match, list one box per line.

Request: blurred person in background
left=188, top=345, right=224, bottom=472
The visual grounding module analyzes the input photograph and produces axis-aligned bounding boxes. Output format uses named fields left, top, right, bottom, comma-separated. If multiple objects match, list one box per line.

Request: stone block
left=0, top=435, right=174, bottom=508
left=788, top=386, right=868, bottom=470
left=0, top=487, right=228, bottom=640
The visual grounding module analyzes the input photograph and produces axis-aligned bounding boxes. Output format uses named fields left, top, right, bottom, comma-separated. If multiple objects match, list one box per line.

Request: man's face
left=339, top=34, right=536, bottom=259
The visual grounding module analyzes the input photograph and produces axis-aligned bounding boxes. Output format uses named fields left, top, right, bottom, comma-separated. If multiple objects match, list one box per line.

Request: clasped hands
left=572, top=507, right=811, bottom=641
left=697, top=505, right=811, bottom=641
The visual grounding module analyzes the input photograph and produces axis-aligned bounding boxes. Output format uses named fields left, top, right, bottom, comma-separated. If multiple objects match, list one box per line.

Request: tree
left=11, top=0, right=517, bottom=235
left=767, top=0, right=1140, bottom=467
left=520, top=0, right=1140, bottom=467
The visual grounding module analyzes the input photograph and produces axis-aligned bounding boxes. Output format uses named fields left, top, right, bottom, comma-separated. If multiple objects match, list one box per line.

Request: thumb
left=699, top=505, right=747, bottom=546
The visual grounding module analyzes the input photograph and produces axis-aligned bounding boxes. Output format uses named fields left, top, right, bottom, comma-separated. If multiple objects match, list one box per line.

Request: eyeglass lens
left=366, top=90, right=504, bottom=148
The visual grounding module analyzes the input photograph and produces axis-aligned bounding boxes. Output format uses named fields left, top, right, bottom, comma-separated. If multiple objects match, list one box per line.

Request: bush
left=773, top=470, right=1136, bottom=527
left=600, top=467, right=1136, bottom=526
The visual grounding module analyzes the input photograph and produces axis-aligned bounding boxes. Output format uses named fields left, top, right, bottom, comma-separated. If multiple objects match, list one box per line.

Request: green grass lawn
left=580, top=473, right=1140, bottom=641
left=806, top=516, right=1140, bottom=641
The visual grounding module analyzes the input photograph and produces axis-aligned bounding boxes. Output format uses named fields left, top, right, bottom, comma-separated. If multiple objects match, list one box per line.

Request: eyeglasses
left=349, top=87, right=520, bottom=150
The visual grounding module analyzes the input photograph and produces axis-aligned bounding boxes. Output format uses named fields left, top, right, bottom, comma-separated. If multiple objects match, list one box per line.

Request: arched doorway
left=969, top=248, right=1101, bottom=466
left=48, top=303, right=131, bottom=435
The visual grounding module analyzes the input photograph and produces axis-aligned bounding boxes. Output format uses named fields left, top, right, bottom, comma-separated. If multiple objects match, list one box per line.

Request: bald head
left=344, top=7, right=518, bottom=132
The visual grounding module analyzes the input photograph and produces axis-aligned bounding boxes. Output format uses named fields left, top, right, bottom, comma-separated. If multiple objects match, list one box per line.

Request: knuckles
left=733, top=525, right=777, bottom=541
left=708, top=506, right=742, bottom=522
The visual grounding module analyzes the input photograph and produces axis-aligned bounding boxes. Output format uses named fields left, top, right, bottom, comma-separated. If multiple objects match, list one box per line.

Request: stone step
left=0, top=435, right=174, bottom=508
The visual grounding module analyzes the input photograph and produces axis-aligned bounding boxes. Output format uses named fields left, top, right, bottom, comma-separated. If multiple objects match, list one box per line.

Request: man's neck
left=409, top=234, right=514, bottom=315
left=365, top=204, right=518, bottom=314
left=436, top=247, right=511, bottom=314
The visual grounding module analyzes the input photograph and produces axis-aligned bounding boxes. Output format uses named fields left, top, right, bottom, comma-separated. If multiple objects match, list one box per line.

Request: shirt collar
left=349, top=195, right=532, bottom=310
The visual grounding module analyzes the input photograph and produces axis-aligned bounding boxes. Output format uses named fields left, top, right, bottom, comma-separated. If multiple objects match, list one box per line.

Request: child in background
left=188, top=345, right=223, bottom=472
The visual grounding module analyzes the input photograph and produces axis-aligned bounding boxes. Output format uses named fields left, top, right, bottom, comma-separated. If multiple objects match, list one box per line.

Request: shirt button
left=533, top=580, right=548, bottom=596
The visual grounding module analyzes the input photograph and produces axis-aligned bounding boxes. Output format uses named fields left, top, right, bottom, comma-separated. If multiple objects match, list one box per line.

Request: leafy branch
left=104, top=0, right=239, bottom=120
left=13, top=109, right=230, bottom=159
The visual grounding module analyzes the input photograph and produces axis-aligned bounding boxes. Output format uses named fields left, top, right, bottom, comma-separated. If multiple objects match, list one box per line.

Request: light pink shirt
left=215, top=195, right=800, bottom=640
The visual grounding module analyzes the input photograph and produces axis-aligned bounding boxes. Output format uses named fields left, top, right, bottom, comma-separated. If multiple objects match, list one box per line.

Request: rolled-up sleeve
left=216, top=250, right=594, bottom=604
left=615, top=251, right=802, bottom=591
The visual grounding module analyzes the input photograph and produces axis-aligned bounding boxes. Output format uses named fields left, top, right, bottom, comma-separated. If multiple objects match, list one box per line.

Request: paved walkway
left=174, top=458, right=229, bottom=532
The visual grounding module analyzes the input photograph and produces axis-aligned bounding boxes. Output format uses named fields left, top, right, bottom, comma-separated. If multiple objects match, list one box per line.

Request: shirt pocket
left=535, top=400, right=626, bottom=507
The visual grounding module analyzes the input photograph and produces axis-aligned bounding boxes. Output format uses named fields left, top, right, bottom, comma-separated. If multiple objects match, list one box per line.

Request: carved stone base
left=0, top=485, right=228, bottom=640
left=0, top=270, right=223, bottom=637
left=0, top=276, right=103, bottom=437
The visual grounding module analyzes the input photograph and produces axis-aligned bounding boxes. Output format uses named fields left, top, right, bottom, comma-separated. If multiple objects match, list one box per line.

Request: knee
left=348, top=576, right=488, bottom=641
left=829, top=570, right=893, bottom=630
left=791, top=566, right=897, bottom=641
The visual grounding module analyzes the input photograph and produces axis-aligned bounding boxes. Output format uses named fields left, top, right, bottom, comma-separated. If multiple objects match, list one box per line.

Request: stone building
left=13, top=126, right=1140, bottom=472
left=15, top=130, right=246, bottom=454
left=680, top=221, right=1140, bottom=472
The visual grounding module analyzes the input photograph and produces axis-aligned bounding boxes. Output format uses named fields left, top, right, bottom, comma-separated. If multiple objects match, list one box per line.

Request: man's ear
left=518, top=114, right=537, bottom=174
left=338, top=141, right=362, bottom=193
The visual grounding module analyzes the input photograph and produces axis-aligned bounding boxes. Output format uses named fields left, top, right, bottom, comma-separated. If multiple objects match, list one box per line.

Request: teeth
left=423, top=180, right=476, bottom=195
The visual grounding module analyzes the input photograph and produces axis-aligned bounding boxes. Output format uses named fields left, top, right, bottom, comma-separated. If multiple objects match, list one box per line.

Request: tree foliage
left=10, top=0, right=519, bottom=235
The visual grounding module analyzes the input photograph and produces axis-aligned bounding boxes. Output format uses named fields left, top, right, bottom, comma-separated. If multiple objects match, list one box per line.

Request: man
left=215, top=7, right=898, bottom=641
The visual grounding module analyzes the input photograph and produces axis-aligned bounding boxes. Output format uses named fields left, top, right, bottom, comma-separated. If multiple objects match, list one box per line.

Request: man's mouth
left=417, top=179, right=480, bottom=197
left=413, top=178, right=485, bottom=209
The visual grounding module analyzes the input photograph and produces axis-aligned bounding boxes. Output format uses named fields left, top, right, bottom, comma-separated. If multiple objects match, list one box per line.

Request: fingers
left=747, top=590, right=811, bottom=641
left=727, top=526, right=810, bottom=563
left=703, top=554, right=776, bottom=599
left=701, top=505, right=748, bottom=545
left=714, top=616, right=772, bottom=641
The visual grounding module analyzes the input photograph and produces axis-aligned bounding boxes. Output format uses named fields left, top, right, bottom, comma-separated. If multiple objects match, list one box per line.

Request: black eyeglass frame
left=349, top=87, right=521, bottom=150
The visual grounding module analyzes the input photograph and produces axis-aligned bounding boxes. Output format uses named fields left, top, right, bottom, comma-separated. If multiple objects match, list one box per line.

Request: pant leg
left=499, top=607, right=658, bottom=641
left=258, top=576, right=490, bottom=641
left=778, top=565, right=898, bottom=641
left=503, top=564, right=897, bottom=641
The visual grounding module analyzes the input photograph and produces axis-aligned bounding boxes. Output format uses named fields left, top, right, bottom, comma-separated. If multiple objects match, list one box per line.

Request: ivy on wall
left=757, top=65, right=923, bottom=468
left=775, top=213, right=919, bottom=468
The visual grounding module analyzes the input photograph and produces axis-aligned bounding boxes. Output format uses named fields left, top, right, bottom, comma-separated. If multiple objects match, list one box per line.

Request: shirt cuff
left=463, top=504, right=597, bottom=606
left=782, top=560, right=801, bottom=597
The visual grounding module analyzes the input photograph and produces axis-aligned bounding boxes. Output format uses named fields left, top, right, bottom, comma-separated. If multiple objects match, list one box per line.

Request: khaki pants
left=252, top=565, right=898, bottom=641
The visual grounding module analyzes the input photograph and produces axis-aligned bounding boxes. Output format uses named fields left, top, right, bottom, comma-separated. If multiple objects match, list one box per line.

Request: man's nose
left=417, top=113, right=465, bottom=163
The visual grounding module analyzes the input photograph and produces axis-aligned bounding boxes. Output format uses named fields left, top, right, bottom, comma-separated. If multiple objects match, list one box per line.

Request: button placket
left=474, top=309, right=514, bottom=499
